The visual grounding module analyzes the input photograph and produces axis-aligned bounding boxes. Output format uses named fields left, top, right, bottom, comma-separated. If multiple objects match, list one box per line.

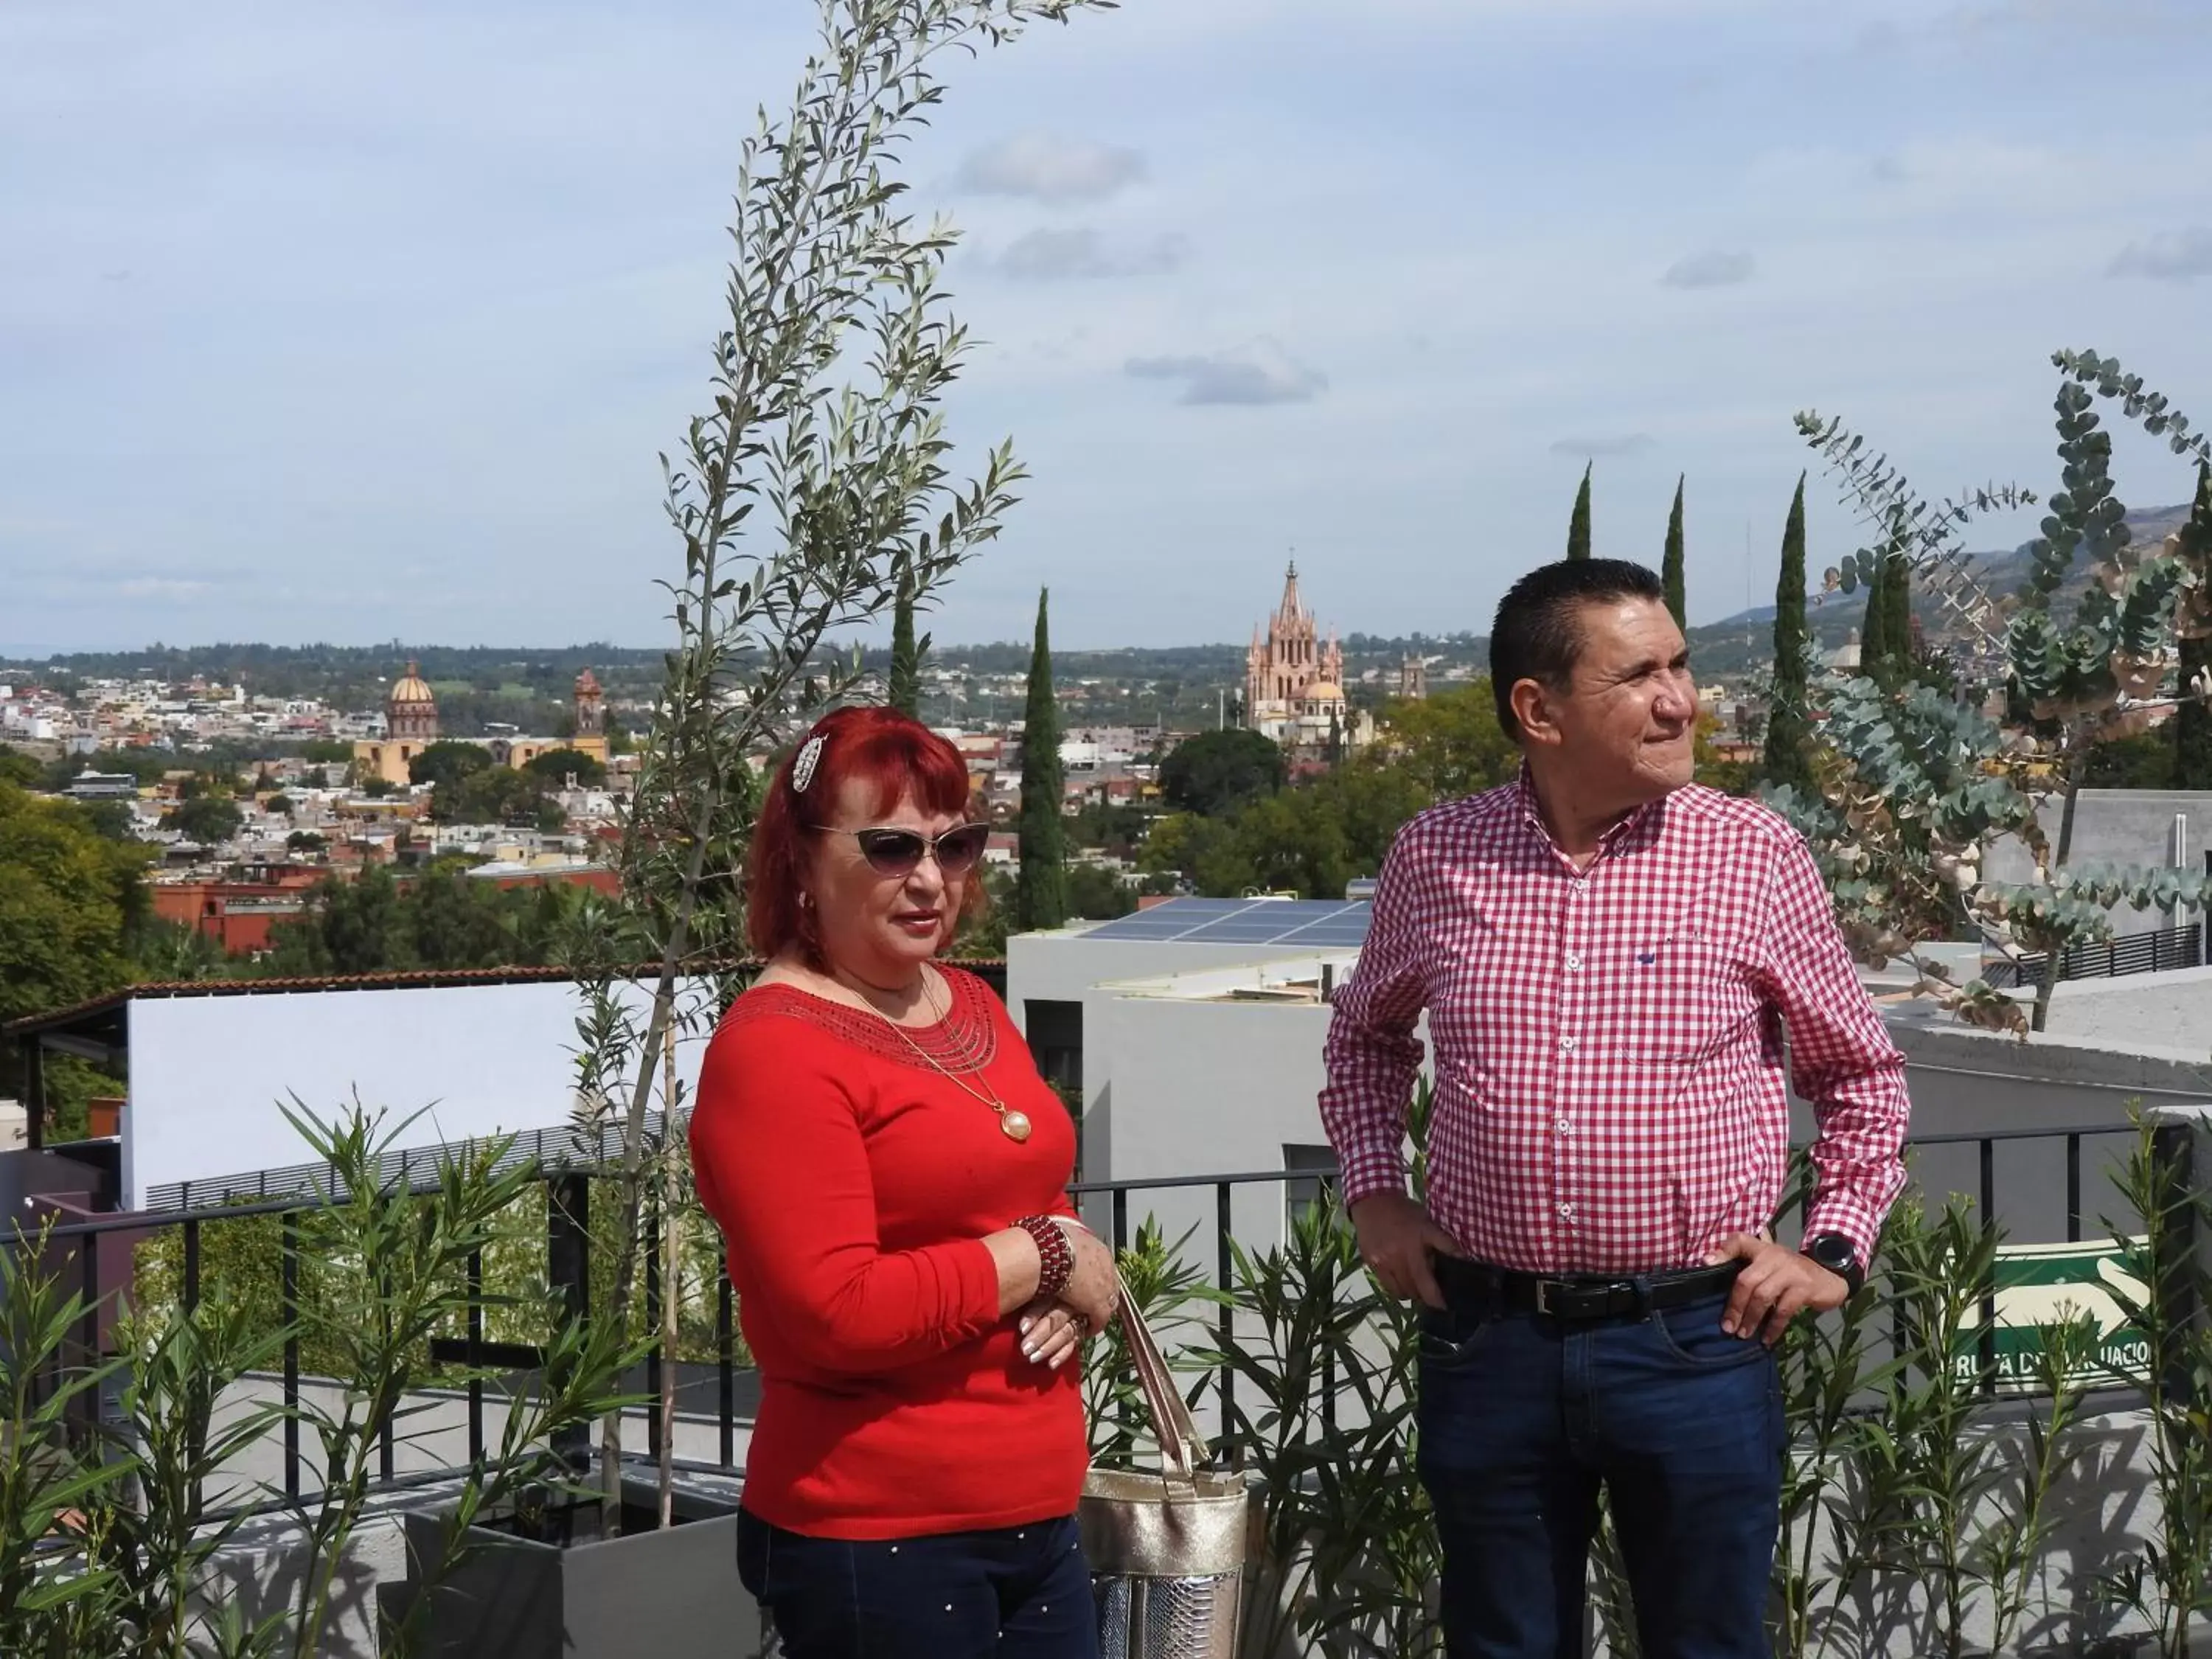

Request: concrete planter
left=383, top=1481, right=760, bottom=1659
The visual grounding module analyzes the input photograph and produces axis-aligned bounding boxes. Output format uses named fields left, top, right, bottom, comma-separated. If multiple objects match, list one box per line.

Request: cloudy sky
left=4, top=0, right=2211, bottom=656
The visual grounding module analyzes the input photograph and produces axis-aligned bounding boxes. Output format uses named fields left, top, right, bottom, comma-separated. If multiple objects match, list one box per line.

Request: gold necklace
left=866, top=974, right=1032, bottom=1143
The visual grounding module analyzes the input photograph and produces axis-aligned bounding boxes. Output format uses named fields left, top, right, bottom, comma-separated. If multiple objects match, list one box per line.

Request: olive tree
left=560, top=0, right=1114, bottom=1530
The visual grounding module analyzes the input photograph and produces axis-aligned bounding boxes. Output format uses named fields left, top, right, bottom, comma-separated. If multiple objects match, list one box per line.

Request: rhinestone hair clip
left=790, top=733, right=827, bottom=794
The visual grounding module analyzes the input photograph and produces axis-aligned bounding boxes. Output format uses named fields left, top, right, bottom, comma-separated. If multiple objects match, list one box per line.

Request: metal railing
left=4, top=1118, right=2192, bottom=1517
left=1986, top=919, right=2204, bottom=989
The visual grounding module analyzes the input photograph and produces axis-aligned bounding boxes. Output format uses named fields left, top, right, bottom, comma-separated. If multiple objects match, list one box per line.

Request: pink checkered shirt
left=1321, top=773, right=1909, bottom=1274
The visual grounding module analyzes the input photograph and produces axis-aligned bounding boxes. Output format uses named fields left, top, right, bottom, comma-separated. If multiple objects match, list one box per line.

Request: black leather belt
left=1434, top=1255, right=1744, bottom=1322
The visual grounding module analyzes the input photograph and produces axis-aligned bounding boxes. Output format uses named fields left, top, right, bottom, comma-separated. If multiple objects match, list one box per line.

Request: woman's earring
left=799, top=891, right=814, bottom=910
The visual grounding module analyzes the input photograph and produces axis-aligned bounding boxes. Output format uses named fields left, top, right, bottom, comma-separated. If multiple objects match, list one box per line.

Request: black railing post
left=20, top=1035, right=45, bottom=1152
left=466, top=1246, right=485, bottom=1467
left=1112, top=1187, right=1128, bottom=1255
left=183, top=1217, right=201, bottom=1313
left=281, top=1211, right=302, bottom=1500
left=2065, top=1133, right=2082, bottom=1245
left=547, top=1171, right=591, bottom=1472
left=717, top=1267, right=735, bottom=1470
left=74, top=1225, right=100, bottom=1450
left=2149, top=1119, right=2201, bottom=1408
left=1978, top=1137, right=1998, bottom=1396
left=1216, top=1182, right=1236, bottom=1466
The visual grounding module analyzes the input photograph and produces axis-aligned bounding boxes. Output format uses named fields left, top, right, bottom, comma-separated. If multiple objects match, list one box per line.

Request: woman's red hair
left=746, top=704, right=987, bottom=965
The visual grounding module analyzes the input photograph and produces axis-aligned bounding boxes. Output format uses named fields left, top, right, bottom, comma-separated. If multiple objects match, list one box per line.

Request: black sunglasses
left=812, top=822, right=992, bottom=877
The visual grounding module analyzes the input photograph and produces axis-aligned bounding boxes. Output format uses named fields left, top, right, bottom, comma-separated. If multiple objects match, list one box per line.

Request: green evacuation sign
left=1952, top=1239, right=2150, bottom=1393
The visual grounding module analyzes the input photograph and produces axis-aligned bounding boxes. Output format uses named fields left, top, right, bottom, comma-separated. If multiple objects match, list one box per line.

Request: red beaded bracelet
left=1015, top=1214, right=1074, bottom=1301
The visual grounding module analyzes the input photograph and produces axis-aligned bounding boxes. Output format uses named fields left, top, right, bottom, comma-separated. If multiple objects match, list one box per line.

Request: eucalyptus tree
left=1781, top=349, right=2212, bottom=1032
left=560, top=0, right=1113, bottom=1530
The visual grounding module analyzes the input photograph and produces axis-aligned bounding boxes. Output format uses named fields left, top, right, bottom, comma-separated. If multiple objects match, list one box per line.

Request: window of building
left=1023, top=999, right=1082, bottom=1092
left=1284, top=1142, right=1339, bottom=1232
left=1023, top=999, right=1085, bottom=1178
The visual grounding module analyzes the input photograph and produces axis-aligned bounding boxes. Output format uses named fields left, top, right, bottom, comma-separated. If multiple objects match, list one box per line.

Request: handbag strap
left=1115, top=1273, right=1210, bottom=1479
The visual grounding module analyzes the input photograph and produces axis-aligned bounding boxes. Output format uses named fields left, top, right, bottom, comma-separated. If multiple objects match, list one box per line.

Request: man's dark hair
left=1489, top=558, right=1667, bottom=740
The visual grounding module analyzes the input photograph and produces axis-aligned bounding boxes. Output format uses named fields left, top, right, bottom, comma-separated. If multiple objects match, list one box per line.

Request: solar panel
left=1082, top=917, right=1187, bottom=939
left=1080, top=896, right=1374, bottom=946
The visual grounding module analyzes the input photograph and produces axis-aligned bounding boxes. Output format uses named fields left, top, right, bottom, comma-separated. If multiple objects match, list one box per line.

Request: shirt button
left=1555, top=1115, right=1572, bottom=1133
left=1565, top=952, right=1583, bottom=971
left=1571, top=879, right=1588, bottom=894
left=1559, top=1036, right=1577, bottom=1053
left=1557, top=1202, right=1575, bottom=1220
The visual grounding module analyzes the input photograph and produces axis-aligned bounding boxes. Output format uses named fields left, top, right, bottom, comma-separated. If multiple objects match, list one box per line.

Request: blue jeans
left=1416, top=1290, right=1784, bottom=1659
left=737, top=1509, right=1098, bottom=1659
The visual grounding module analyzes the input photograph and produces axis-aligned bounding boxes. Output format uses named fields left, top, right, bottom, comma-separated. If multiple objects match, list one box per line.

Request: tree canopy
left=1371, top=684, right=1517, bottom=801
left=262, top=863, right=581, bottom=976
left=0, top=782, right=149, bottom=1044
left=408, top=740, right=494, bottom=792
left=1158, top=728, right=1287, bottom=818
left=522, top=747, right=608, bottom=787
left=164, top=795, right=244, bottom=846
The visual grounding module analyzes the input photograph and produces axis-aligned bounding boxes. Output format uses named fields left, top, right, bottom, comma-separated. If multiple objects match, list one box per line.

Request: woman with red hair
left=689, top=704, right=1116, bottom=1658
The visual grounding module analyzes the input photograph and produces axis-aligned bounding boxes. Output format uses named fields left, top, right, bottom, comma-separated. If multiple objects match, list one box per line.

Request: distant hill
left=1686, top=501, right=2195, bottom=678
left=7, top=500, right=2190, bottom=703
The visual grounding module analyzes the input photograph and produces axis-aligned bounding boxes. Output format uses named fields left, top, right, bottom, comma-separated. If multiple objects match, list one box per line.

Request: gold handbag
left=1081, top=1288, right=1258, bottom=1659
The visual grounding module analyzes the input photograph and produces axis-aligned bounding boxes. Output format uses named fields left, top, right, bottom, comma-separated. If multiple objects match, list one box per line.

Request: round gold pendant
left=999, top=1108, right=1033, bottom=1143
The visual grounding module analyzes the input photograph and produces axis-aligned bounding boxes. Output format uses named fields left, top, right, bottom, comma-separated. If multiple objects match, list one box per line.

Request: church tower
left=574, top=668, right=605, bottom=738
left=1247, top=563, right=1324, bottom=716
left=386, top=661, right=439, bottom=742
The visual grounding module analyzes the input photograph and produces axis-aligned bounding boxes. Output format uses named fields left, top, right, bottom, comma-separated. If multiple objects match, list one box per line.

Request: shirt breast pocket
left=1613, top=934, right=1741, bottom=1065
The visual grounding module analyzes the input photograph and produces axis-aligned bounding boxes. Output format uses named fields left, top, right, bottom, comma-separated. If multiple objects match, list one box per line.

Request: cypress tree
left=1661, top=475, right=1686, bottom=627
left=1859, top=543, right=1890, bottom=684
left=1567, top=463, right=1593, bottom=561
left=1763, top=474, right=1815, bottom=790
left=1015, top=587, right=1067, bottom=932
left=1882, top=548, right=1913, bottom=682
left=2177, top=462, right=2212, bottom=790
left=888, top=570, right=921, bottom=718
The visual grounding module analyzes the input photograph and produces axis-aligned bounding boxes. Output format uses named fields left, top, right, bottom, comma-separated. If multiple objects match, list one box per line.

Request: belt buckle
left=1534, top=1279, right=1559, bottom=1316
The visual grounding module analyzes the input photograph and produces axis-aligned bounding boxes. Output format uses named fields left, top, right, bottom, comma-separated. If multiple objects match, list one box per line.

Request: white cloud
left=956, top=132, right=1145, bottom=203
left=996, top=226, right=1188, bottom=281
left=114, top=577, right=215, bottom=601
left=1550, top=434, right=1655, bottom=458
left=1660, top=249, right=1756, bottom=288
left=1125, top=339, right=1327, bottom=406
left=2109, top=226, right=2212, bottom=282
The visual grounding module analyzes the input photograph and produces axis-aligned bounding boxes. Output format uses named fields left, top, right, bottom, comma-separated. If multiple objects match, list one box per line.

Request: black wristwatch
left=1802, top=1232, right=1865, bottom=1297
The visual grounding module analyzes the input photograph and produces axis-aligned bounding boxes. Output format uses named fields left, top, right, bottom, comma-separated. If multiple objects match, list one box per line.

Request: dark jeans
left=737, top=1508, right=1098, bottom=1659
left=1416, top=1290, right=1784, bottom=1659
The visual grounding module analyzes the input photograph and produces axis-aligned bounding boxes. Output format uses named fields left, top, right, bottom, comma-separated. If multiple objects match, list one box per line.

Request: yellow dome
left=1304, top=681, right=1346, bottom=702
left=389, top=661, right=437, bottom=706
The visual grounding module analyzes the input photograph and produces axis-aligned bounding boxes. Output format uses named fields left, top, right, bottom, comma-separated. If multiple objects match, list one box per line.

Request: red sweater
left=688, top=967, right=1087, bottom=1540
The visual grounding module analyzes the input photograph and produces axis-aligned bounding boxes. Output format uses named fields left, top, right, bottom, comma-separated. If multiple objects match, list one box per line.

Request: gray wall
left=1984, top=787, right=2212, bottom=931
left=1848, top=1015, right=2212, bottom=1245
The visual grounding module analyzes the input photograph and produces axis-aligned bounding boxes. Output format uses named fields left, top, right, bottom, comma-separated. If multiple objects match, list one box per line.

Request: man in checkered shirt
left=1321, top=557, right=1909, bottom=1659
